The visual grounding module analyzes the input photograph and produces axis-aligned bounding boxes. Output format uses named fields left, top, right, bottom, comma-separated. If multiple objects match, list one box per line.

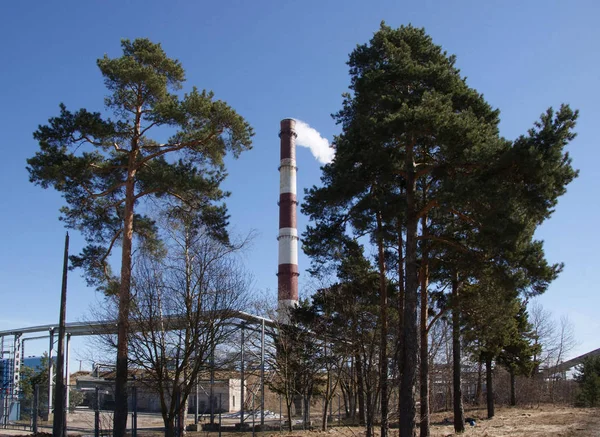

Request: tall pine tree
left=304, top=23, right=578, bottom=436
left=27, top=39, right=252, bottom=437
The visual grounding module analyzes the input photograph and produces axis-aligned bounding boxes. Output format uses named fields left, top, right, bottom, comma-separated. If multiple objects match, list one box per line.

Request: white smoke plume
left=293, top=119, right=335, bottom=164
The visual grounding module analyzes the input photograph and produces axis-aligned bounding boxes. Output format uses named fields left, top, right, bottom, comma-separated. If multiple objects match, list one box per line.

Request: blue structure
left=0, top=358, right=13, bottom=390
left=0, top=358, right=19, bottom=423
left=1, top=355, right=53, bottom=423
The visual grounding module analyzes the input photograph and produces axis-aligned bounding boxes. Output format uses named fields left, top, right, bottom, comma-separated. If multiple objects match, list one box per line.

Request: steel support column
left=260, top=319, right=265, bottom=426
left=12, top=333, right=22, bottom=397
left=65, top=333, right=71, bottom=423
left=240, top=325, right=245, bottom=426
left=48, top=328, right=55, bottom=416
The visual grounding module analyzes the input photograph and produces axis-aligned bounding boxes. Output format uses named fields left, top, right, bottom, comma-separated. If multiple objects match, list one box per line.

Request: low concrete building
left=74, top=369, right=241, bottom=414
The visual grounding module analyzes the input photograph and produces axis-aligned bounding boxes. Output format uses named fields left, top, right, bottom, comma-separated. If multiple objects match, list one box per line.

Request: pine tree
left=497, top=305, right=540, bottom=406
left=304, top=23, right=578, bottom=437
left=306, top=23, right=503, bottom=437
left=575, top=356, right=600, bottom=407
left=26, top=39, right=252, bottom=437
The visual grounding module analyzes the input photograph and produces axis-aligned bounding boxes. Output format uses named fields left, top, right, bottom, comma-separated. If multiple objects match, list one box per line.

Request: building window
left=232, top=396, right=235, bottom=408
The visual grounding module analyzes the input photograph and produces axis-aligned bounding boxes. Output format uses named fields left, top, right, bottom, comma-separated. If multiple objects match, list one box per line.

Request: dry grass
left=425, top=405, right=600, bottom=436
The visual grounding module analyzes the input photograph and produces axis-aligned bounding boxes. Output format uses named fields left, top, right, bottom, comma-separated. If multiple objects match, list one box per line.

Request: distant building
left=74, top=369, right=241, bottom=414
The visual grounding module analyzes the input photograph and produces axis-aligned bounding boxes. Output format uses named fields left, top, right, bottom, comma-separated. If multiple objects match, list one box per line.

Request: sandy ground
left=425, top=406, right=600, bottom=436
left=1, top=405, right=599, bottom=437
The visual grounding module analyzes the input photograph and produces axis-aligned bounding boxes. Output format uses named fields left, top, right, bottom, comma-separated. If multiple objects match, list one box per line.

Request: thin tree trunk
left=401, top=139, right=418, bottom=437
left=376, top=211, right=389, bottom=437
left=446, top=378, right=451, bottom=411
left=510, top=368, right=516, bottom=406
left=397, top=224, right=405, bottom=426
left=365, top=381, right=373, bottom=437
left=341, top=359, right=353, bottom=420
left=164, top=416, right=176, bottom=437
left=348, top=357, right=356, bottom=420
left=343, top=387, right=350, bottom=418
left=486, top=355, right=495, bottom=419
left=419, top=217, right=429, bottom=437
left=180, top=389, right=189, bottom=436
left=322, top=374, right=330, bottom=430
left=286, top=401, right=293, bottom=432
left=475, top=362, right=483, bottom=406
left=322, top=338, right=330, bottom=431
left=304, top=394, right=310, bottom=427
left=356, top=354, right=366, bottom=426
left=452, top=278, right=465, bottom=433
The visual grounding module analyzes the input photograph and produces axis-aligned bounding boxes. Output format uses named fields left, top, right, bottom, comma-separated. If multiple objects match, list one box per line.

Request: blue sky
left=1, top=0, right=598, bottom=366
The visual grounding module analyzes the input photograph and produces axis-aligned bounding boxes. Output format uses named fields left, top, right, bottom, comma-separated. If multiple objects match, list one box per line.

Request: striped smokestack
left=278, top=119, right=299, bottom=318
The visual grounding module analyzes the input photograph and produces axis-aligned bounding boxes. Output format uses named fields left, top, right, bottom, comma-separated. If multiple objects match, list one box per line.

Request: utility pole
left=52, top=232, right=69, bottom=437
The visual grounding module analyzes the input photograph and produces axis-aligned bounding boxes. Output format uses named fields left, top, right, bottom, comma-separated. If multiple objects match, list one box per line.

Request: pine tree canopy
left=26, top=38, right=253, bottom=292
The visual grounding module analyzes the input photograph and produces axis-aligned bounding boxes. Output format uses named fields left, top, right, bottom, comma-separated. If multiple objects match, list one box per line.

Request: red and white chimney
left=278, top=119, right=299, bottom=318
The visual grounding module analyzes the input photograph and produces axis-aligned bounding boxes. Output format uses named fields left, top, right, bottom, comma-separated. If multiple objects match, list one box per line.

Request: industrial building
left=73, top=367, right=242, bottom=414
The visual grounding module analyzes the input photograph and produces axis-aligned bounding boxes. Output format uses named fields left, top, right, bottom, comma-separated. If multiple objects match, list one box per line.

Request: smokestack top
left=280, top=118, right=297, bottom=133
left=279, top=118, right=297, bottom=161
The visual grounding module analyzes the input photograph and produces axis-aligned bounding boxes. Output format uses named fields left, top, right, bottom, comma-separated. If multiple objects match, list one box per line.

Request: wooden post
left=53, top=232, right=69, bottom=437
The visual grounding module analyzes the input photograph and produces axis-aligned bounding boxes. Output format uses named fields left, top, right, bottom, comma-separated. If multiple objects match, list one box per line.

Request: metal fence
left=2, top=382, right=355, bottom=436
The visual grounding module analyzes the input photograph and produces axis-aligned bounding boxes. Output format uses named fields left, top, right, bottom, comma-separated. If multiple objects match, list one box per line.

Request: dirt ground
left=1, top=405, right=599, bottom=437
left=424, top=406, right=600, bottom=436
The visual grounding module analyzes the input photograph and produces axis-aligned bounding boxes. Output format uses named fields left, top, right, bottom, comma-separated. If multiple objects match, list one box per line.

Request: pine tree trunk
left=419, top=315, right=430, bottom=437
left=356, top=354, right=366, bottom=426
left=376, top=211, right=389, bottom=437
left=397, top=219, right=405, bottom=427
left=342, top=360, right=354, bottom=420
left=475, top=362, right=483, bottom=406
left=510, top=369, right=516, bottom=406
left=400, top=140, right=418, bottom=437
left=322, top=377, right=330, bottom=430
left=113, top=168, right=137, bottom=437
left=486, top=356, right=495, bottom=419
left=365, top=381, right=373, bottom=437
left=419, top=218, right=429, bottom=437
left=349, top=358, right=356, bottom=421
left=114, top=109, right=141, bottom=437
left=452, top=278, right=465, bottom=433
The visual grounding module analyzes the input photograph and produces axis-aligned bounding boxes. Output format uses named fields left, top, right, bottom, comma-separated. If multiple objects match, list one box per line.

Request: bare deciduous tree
left=93, top=211, right=252, bottom=437
left=529, top=300, right=577, bottom=403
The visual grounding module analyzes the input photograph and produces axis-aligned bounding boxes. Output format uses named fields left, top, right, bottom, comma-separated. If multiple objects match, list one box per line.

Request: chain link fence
left=3, top=381, right=359, bottom=436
